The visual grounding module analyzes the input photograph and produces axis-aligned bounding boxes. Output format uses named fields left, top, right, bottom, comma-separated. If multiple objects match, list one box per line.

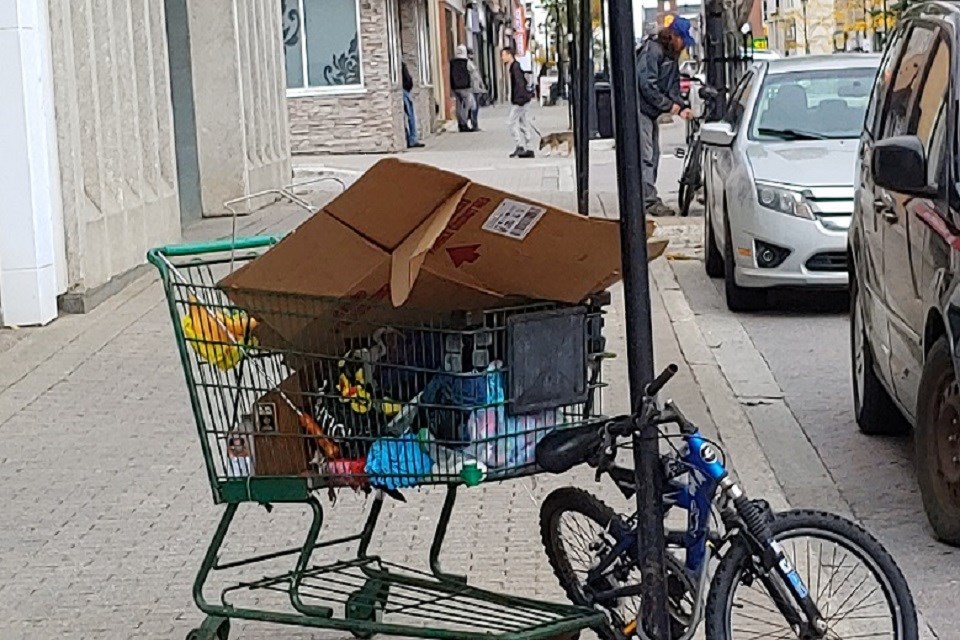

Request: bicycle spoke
left=730, top=625, right=796, bottom=640
left=829, top=584, right=883, bottom=623
left=729, top=531, right=896, bottom=640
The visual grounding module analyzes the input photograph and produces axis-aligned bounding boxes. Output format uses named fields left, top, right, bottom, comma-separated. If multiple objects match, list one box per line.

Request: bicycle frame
left=582, top=402, right=827, bottom=640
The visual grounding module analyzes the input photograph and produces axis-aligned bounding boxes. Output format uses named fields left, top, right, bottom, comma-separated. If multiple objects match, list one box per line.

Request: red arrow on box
left=446, top=244, right=481, bottom=268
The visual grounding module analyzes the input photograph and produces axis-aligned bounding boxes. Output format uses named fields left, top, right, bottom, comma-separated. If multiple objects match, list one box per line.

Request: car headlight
left=756, top=182, right=816, bottom=220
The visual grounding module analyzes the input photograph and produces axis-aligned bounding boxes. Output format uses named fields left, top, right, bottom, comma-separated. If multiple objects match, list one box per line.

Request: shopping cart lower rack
left=148, top=237, right=610, bottom=640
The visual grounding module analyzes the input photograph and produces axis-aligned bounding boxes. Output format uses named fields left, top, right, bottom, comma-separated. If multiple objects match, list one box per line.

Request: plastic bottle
left=416, top=428, right=488, bottom=487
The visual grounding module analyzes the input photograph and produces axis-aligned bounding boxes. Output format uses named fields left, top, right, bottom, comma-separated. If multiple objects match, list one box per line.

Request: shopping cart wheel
left=186, top=616, right=230, bottom=640
left=347, top=578, right=389, bottom=639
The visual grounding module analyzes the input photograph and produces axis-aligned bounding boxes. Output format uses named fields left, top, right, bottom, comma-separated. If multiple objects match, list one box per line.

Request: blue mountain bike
left=537, top=365, right=918, bottom=640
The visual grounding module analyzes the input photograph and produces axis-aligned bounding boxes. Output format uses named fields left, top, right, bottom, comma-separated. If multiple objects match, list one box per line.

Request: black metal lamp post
left=606, top=0, right=672, bottom=637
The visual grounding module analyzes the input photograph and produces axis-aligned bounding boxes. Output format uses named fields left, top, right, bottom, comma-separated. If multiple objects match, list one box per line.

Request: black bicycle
left=677, top=83, right=720, bottom=218
left=536, top=365, right=918, bottom=640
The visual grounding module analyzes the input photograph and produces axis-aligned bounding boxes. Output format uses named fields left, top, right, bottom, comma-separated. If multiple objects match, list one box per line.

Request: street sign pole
left=606, top=0, right=671, bottom=638
left=704, top=0, right=727, bottom=114
left=576, top=0, right=592, bottom=214
left=567, top=0, right=578, bottom=131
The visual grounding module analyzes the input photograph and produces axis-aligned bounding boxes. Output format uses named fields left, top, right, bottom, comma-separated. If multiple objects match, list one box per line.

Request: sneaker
left=645, top=201, right=676, bottom=217
left=518, top=149, right=535, bottom=158
left=408, top=142, right=425, bottom=148
left=509, top=147, right=524, bottom=158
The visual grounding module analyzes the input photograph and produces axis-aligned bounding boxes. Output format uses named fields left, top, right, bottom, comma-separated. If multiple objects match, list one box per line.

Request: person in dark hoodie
left=402, top=62, right=424, bottom=148
left=636, top=16, right=695, bottom=216
left=450, top=45, right=475, bottom=132
left=501, top=46, right=535, bottom=158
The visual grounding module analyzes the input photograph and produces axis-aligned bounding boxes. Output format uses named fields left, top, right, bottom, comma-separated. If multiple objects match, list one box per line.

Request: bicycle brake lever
left=594, top=428, right=616, bottom=482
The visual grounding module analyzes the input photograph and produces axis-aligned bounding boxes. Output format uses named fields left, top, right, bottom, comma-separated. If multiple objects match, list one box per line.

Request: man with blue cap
left=636, top=15, right=695, bottom=216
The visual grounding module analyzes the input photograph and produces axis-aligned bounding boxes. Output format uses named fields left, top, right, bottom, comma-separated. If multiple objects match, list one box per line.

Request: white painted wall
left=0, top=0, right=66, bottom=326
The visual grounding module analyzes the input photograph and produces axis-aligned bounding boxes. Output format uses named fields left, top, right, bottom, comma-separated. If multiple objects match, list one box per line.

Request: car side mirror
left=700, top=122, right=736, bottom=146
left=872, top=135, right=931, bottom=196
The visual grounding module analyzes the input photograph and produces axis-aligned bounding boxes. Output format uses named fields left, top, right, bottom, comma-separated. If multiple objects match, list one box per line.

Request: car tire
left=722, top=209, right=766, bottom=312
left=915, top=336, right=960, bottom=545
left=850, top=272, right=910, bottom=436
left=703, top=185, right=723, bottom=278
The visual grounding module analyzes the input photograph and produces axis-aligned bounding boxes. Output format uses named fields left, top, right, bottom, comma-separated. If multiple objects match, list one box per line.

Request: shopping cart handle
left=147, top=235, right=280, bottom=262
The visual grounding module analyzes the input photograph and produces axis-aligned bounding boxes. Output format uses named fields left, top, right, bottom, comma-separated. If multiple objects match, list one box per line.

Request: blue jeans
left=403, top=90, right=419, bottom=146
left=469, top=92, right=481, bottom=130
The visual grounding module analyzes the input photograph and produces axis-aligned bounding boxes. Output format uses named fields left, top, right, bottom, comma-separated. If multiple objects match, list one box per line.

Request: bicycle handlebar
left=645, top=364, right=678, bottom=397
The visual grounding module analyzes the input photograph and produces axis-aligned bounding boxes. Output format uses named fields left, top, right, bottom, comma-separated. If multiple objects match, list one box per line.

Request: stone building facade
left=284, top=0, right=439, bottom=154
left=0, top=0, right=290, bottom=326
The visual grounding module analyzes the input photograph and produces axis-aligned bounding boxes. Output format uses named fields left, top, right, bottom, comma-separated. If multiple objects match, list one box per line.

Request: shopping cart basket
left=149, top=237, right=609, bottom=640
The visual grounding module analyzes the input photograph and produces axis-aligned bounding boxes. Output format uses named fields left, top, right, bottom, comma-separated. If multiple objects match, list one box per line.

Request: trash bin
left=595, top=81, right=614, bottom=139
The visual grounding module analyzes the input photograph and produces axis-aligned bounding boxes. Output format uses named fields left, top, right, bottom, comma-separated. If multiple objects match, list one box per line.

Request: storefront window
left=416, top=0, right=433, bottom=85
left=386, top=0, right=401, bottom=86
left=281, top=0, right=363, bottom=93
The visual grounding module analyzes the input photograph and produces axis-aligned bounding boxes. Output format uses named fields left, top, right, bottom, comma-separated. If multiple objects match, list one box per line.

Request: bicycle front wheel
left=678, top=141, right=702, bottom=217
left=705, top=509, right=917, bottom=640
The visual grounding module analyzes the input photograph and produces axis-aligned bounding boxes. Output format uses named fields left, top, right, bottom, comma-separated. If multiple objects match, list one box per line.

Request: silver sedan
left=699, top=54, right=881, bottom=311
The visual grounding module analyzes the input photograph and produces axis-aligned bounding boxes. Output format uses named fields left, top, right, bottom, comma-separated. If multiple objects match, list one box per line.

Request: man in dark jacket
left=501, top=47, right=535, bottom=158
left=402, top=62, right=424, bottom=148
left=450, top=45, right=475, bottom=132
left=637, top=17, right=694, bottom=216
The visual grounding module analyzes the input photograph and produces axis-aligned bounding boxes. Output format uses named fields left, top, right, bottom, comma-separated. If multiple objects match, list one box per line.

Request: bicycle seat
left=535, top=425, right=602, bottom=473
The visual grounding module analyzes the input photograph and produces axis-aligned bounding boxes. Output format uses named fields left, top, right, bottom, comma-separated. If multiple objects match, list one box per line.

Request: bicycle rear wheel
left=705, top=510, right=917, bottom=640
left=540, top=488, right=694, bottom=640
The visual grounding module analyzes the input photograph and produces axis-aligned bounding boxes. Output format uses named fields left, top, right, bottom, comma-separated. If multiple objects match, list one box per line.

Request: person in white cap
left=450, top=45, right=475, bottom=132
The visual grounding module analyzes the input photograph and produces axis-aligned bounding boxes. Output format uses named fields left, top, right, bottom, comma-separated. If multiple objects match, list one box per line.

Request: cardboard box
left=220, top=159, right=666, bottom=347
left=250, top=373, right=311, bottom=476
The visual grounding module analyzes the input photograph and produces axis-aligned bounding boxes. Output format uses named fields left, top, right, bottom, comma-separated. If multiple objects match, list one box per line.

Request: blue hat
left=669, top=16, right=696, bottom=49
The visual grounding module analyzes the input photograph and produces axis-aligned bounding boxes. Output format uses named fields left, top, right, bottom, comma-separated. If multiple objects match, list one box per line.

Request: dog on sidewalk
left=539, top=131, right=575, bottom=157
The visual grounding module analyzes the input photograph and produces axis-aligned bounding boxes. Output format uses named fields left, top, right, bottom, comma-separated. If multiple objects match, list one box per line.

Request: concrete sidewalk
left=0, top=107, right=782, bottom=639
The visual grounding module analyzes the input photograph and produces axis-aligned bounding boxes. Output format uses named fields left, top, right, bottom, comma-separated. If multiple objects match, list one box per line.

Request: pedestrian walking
left=450, top=45, right=475, bottom=132
left=402, top=62, right=425, bottom=148
left=636, top=16, right=695, bottom=216
left=501, top=47, right=535, bottom=158
left=467, top=48, right=486, bottom=131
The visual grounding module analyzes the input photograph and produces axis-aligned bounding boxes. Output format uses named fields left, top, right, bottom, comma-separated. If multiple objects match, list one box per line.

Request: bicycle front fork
left=719, top=477, right=828, bottom=638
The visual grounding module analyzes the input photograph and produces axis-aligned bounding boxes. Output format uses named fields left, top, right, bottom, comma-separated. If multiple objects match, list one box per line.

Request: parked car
left=699, top=54, right=881, bottom=310
left=849, top=2, right=960, bottom=544
left=749, top=49, right=781, bottom=62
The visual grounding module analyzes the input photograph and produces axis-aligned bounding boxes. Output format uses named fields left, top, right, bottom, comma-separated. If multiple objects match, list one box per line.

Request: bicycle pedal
left=674, top=148, right=686, bottom=159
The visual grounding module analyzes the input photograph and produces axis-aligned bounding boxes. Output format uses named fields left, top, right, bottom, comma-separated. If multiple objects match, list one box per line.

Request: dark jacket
left=450, top=59, right=471, bottom=91
left=402, top=63, right=413, bottom=92
left=509, top=60, right=532, bottom=106
left=635, top=39, right=683, bottom=119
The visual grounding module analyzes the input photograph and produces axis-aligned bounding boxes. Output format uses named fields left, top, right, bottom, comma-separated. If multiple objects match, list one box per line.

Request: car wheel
left=703, top=184, right=723, bottom=278
left=916, top=336, right=960, bottom=545
left=850, top=272, right=909, bottom=436
left=722, top=208, right=766, bottom=312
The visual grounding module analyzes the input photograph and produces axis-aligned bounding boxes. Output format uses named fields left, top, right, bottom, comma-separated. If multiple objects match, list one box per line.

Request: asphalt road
left=675, top=263, right=959, bottom=637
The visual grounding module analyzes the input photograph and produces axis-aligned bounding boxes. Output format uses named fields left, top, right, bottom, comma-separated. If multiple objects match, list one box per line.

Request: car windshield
left=750, top=67, right=878, bottom=140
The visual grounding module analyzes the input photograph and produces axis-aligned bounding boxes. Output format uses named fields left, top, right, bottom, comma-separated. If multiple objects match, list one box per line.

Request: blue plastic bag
left=364, top=434, right=433, bottom=490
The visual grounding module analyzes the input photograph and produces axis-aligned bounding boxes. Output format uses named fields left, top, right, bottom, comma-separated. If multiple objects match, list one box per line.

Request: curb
left=650, top=258, right=790, bottom=512
left=654, top=256, right=941, bottom=640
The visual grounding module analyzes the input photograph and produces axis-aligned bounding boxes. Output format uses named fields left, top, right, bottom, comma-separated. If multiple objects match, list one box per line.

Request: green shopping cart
left=148, top=236, right=611, bottom=640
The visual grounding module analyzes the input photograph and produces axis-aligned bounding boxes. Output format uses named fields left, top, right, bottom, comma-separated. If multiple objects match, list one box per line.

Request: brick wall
left=287, top=0, right=406, bottom=154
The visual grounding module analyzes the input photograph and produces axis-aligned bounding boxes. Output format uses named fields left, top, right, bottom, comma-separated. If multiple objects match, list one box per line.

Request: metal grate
left=805, top=251, right=847, bottom=272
